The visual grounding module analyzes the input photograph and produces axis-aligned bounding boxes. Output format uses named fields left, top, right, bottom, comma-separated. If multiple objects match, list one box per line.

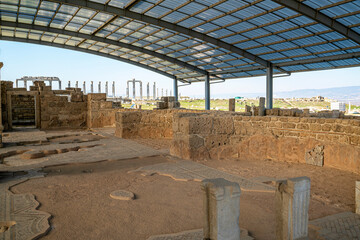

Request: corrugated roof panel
left=3, top=0, right=360, bottom=81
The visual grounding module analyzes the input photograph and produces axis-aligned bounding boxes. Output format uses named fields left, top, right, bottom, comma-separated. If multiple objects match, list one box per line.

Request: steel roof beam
left=125, top=0, right=142, bottom=10
left=273, top=0, right=360, bottom=45
left=210, top=66, right=265, bottom=75
left=47, top=0, right=271, bottom=67
left=209, top=65, right=290, bottom=76
left=0, top=36, right=179, bottom=80
left=275, top=52, right=360, bottom=67
left=1, top=20, right=207, bottom=76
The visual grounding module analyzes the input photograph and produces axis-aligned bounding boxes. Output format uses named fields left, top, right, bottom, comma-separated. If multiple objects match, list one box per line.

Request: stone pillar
left=202, top=178, right=241, bottom=240
left=153, top=82, right=156, bottom=100
left=157, top=88, right=159, bottom=99
left=35, top=93, right=41, bottom=128
left=147, top=82, right=150, bottom=100
left=140, top=82, right=142, bottom=100
left=59, top=81, right=62, bottom=90
left=356, top=181, right=360, bottom=214
left=6, top=93, right=12, bottom=130
left=16, top=79, right=18, bottom=88
left=259, top=97, right=266, bottom=116
left=24, top=80, right=27, bottom=90
left=276, top=177, right=310, bottom=240
left=91, top=81, right=94, bottom=93
left=161, top=88, right=163, bottom=97
left=83, top=81, right=86, bottom=94
left=98, top=81, right=101, bottom=93
left=50, top=81, right=53, bottom=88
left=105, top=81, right=108, bottom=97
left=75, top=81, right=78, bottom=88
left=112, top=81, right=115, bottom=97
left=133, top=78, right=136, bottom=99
left=68, top=81, right=71, bottom=88
left=166, top=89, right=168, bottom=96
left=229, top=98, right=235, bottom=111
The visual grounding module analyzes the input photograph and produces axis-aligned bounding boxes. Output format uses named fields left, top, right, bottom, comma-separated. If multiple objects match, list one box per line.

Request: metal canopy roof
left=1, top=0, right=360, bottom=83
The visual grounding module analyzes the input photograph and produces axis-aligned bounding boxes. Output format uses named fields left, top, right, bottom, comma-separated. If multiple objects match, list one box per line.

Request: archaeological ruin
left=2, top=0, right=360, bottom=239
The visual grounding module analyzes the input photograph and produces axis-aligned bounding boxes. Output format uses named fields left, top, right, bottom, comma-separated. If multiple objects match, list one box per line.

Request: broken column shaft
left=229, top=98, right=235, bottom=112
left=276, top=177, right=310, bottom=240
left=112, top=81, right=115, bottom=97
left=202, top=178, right=241, bottom=240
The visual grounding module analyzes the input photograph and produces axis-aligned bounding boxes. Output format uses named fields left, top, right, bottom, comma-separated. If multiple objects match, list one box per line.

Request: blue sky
left=1, top=40, right=360, bottom=98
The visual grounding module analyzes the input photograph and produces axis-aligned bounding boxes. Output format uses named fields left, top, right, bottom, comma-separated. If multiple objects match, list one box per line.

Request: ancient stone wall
left=171, top=114, right=360, bottom=174
left=114, top=109, right=219, bottom=139
left=11, top=95, right=35, bottom=125
left=1, top=81, right=14, bottom=130
left=1, top=81, right=121, bottom=130
left=40, top=89, right=87, bottom=129
left=87, top=93, right=122, bottom=128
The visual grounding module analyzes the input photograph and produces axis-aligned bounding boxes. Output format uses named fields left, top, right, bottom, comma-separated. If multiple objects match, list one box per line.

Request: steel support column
left=173, top=76, right=178, bottom=101
left=266, top=64, right=273, bottom=109
left=205, top=73, right=210, bottom=110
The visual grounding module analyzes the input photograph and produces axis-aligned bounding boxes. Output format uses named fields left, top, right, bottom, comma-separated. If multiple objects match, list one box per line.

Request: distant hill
left=273, top=86, right=360, bottom=101
left=212, top=86, right=360, bottom=104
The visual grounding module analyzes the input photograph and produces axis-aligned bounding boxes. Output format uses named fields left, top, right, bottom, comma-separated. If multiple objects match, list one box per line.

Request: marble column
left=202, top=178, right=241, bottom=240
left=229, top=98, right=235, bottom=112
left=259, top=97, right=266, bottom=116
left=276, top=177, right=311, bottom=240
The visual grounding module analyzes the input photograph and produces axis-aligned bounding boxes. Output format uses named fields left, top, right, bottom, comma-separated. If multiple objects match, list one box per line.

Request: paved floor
left=0, top=128, right=163, bottom=172
left=1, top=128, right=360, bottom=240
left=309, top=212, right=360, bottom=240
left=0, top=171, right=50, bottom=240
left=147, top=228, right=254, bottom=240
left=131, top=160, right=275, bottom=192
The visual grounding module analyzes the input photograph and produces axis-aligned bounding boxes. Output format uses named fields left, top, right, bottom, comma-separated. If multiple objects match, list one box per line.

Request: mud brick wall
left=87, top=93, right=119, bottom=128
left=40, top=91, right=87, bottom=129
left=171, top=115, right=360, bottom=174
left=115, top=109, right=249, bottom=139
left=11, top=95, right=35, bottom=125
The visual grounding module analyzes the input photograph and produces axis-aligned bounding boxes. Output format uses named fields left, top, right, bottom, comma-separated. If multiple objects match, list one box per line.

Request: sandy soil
left=9, top=155, right=277, bottom=240
left=11, top=156, right=203, bottom=240
left=8, top=138, right=360, bottom=240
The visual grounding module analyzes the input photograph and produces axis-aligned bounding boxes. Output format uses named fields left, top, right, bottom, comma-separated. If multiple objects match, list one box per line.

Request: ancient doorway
left=6, top=91, right=40, bottom=130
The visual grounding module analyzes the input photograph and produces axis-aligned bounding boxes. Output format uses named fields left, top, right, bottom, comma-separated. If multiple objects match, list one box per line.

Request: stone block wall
left=1, top=81, right=122, bottom=130
left=114, top=109, right=217, bottom=139
left=87, top=93, right=121, bottom=128
left=11, top=94, right=35, bottom=125
left=40, top=90, right=87, bottom=129
left=1, top=81, right=14, bottom=130
left=171, top=114, right=360, bottom=174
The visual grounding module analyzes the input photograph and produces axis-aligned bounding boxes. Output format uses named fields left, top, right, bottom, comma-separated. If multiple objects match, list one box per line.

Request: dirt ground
left=8, top=137, right=360, bottom=240
left=9, top=155, right=358, bottom=240
left=203, top=157, right=359, bottom=217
